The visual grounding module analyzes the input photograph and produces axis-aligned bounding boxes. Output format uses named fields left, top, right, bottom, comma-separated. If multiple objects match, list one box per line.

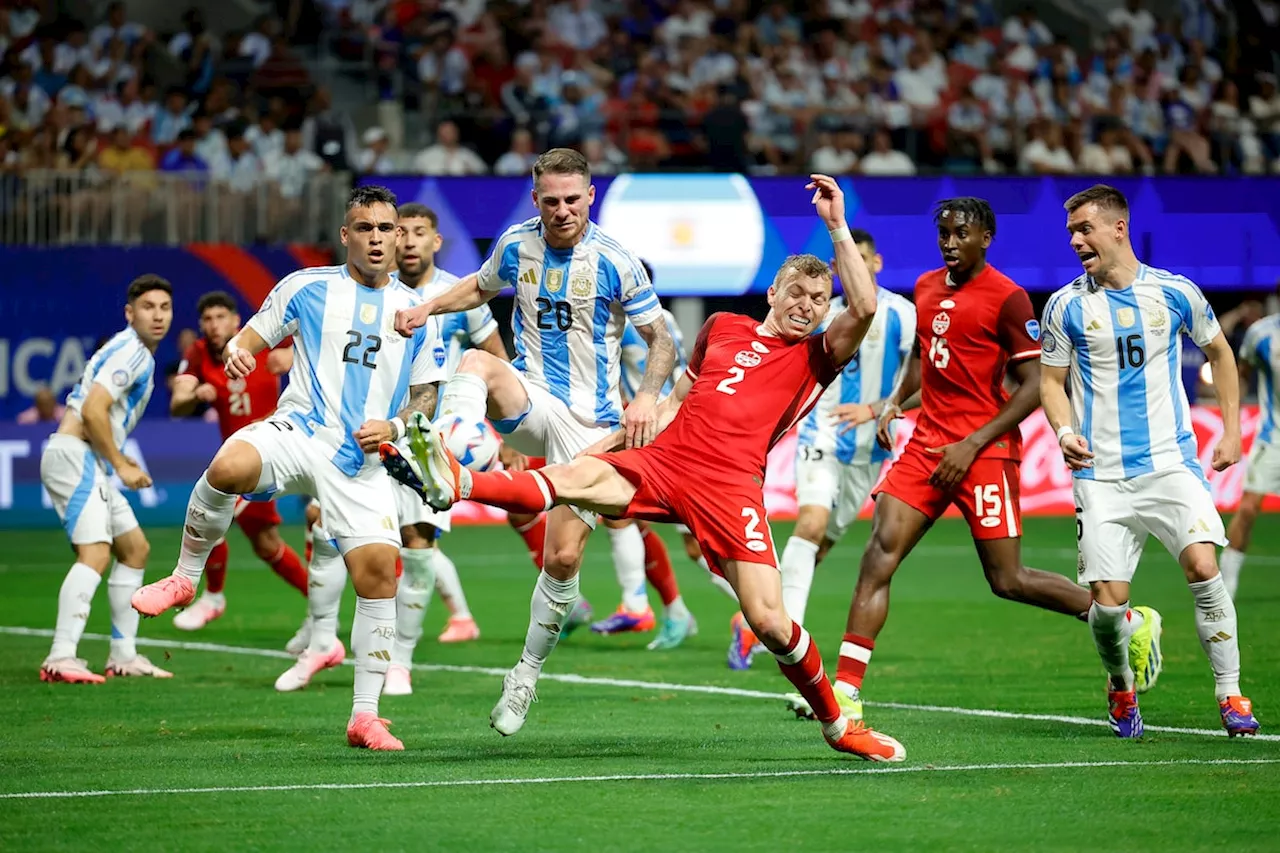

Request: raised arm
left=223, top=325, right=270, bottom=380
left=809, top=174, right=877, bottom=365
left=621, top=317, right=677, bottom=449
left=394, top=274, right=493, bottom=337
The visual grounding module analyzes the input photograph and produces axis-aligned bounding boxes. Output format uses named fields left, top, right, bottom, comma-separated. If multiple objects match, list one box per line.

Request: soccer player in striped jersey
left=132, top=186, right=448, bottom=750
left=1041, top=183, right=1258, bottom=738
left=1220, top=309, right=1280, bottom=598
left=39, top=275, right=174, bottom=683
left=393, top=148, right=676, bottom=734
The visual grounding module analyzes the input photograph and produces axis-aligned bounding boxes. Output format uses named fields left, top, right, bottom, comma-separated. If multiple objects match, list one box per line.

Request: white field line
left=2, top=758, right=1277, bottom=801
left=4, top=626, right=1278, bottom=743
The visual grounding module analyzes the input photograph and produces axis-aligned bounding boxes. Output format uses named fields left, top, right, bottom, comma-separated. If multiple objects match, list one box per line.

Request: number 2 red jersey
left=180, top=339, right=283, bottom=440
left=654, top=313, right=844, bottom=482
left=912, top=264, right=1041, bottom=461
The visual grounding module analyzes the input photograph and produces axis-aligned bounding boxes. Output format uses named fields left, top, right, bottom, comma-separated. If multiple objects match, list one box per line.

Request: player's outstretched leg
left=641, top=523, right=697, bottom=651
left=345, top=543, right=404, bottom=751
left=275, top=525, right=346, bottom=691
left=1181, top=545, right=1260, bottom=736
left=386, top=537, right=438, bottom=696
left=591, top=520, right=655, bottom=636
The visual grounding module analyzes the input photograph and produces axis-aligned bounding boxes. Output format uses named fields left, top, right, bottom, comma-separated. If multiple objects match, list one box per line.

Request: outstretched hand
left=805, top=174, right=846, bottom=228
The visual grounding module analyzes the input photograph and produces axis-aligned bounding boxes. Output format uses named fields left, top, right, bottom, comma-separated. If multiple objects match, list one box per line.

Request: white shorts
left=794, top=447, right=882, bottom=542
left=492, top=362, right=614, bottom=528
left=1074, top=467, right=1226, bottom=585
left=41, top=433, right=140, bottom=546
left=231, top=417, right=400, bottom=553
left=1243, top=440, right=1280, bottom=496
left=393, top=479, right=451, bottom=533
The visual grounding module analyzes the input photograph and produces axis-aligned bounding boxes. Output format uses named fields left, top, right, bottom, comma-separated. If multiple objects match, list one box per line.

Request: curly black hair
left=932, top=197, right=996, bottom=237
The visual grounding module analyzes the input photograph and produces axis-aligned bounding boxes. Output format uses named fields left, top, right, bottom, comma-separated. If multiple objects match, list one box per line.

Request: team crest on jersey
left=546, top=269, right=564, bottom=294
left=360, top=303, right=378, bottom=325
left=932, top=312, right=951, bottom=335
left=735, top=351, right=762, bottom=368
left=228, top=378, right=246, bottom=393
left=1041, top=330, right=1057, bottom=353
left=867, top=323, right=882, bottom=340
left=751, top=341, right=769, bottom=355
left=433, top=342, right=447, bottom=367
left=1116, top=307, right=1136, bottom=328
left=1025, top=319, right=1040, bottom=341
left=1145, top=307, right=1168, bottom=329
left=111, top=369, right=128, bottom=387
left=570, top=273, right=593, bottom=298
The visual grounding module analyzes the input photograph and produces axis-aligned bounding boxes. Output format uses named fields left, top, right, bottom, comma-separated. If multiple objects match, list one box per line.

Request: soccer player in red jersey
left=398, top=176, right=905, bottom=761
left=169, top=291, right=308, bottom=630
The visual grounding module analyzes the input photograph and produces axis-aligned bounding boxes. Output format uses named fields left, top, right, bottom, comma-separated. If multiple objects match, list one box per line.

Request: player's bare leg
left=973, top=537, right=1090, bottom=618
left=247, top=523, right=308, bottom=597
left=592, top=517, right=656, bottom=635
left=385, top=522, right=439, bottom=696
left=344, top=542, right=404, bottom=750
left=723, top=558, right=903, bottom=762
left=1222, top=490, right=1264, bottom=599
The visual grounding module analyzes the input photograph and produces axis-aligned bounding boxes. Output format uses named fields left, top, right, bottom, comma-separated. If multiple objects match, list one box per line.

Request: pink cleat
left=274, top=640, right=346, bottom=692
left=172, top=594, right=225, bottom=631
left=131, top=575, right=196, bottom=617
left=40, top=657, right=105, bottom=684
left=105, top=655, right=174, bottom=678
left=347, top=712, right=404, bottom=750
left=383, top=664, right=413, bottom=696
left=438, top=615, right=481, bottom=643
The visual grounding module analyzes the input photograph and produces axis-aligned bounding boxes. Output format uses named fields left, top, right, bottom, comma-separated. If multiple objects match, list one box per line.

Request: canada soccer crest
left=932, top=312, right=951, bottom=335
left=735, top=350, right=762, bottom=368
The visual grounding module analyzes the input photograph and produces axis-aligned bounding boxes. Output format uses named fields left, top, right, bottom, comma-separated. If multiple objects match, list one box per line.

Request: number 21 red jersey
left=180, top=339, right=284, bottom=440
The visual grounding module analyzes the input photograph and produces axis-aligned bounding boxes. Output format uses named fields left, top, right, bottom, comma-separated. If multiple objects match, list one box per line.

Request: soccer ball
left=437, top=415, right=502, bottom=472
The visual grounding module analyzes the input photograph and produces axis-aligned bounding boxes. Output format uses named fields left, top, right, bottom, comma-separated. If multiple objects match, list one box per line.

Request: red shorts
left=873, top=445, right=1022, bottom=540
left=597, top=447, right=776, bottom=576
left=233, top=497, right=282, bottom=539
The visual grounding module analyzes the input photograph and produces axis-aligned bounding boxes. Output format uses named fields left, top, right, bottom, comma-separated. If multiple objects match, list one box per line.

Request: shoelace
left=506, top=679, right=539, bottom=716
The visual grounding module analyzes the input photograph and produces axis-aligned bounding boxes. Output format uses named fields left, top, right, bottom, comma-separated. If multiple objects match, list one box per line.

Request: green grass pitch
left=1, top=516, right=1278, bottom=852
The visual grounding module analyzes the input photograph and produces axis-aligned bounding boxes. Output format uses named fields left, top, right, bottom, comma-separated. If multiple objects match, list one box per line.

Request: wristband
left=829, top=225, right=851, bottom=243
left=390, top=416, right=406, bottom=442
left=1056, top=425, right=1075, bottom=443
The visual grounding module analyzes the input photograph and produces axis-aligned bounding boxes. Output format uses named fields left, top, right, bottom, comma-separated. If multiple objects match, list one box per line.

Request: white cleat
left=274, top=641, right=346, bottom=692
left=105, top=654, right=174, bottom=678
left=172, top=594, right=226, bottom=632
left=383, top=664, right=413, bottom=696
left=406, top=412, right=462, bottom=512
left=285, top=615, right=314, bottom=656
left=490, top=670, right=538, bottom=736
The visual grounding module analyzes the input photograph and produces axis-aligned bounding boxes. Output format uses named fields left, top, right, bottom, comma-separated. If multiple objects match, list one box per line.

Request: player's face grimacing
left=199, top=305, right=239, bottom=352
left=1066, top=201, right=1122, bottom=278
left=533, top=172, right=595, bottom=249
left=936, top=209, right=990, bottom=275
left=396, top=216, right=442, bottom=281
left=766, top=272, right=831, bottom=341
left=126, top=288, right=173, bottom=347
left=342, top=202, right=399, bottom=282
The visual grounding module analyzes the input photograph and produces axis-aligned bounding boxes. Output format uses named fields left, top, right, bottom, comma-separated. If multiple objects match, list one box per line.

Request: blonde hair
left=771, top=254, right=833, bottom=289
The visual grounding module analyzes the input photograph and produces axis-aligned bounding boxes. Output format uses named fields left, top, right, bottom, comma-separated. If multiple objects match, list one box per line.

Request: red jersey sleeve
left=684, top=313, right=725, bottom=382
left=996, top=288, right=1042, bottom=363
left=179, top=341, right=204, bottom=378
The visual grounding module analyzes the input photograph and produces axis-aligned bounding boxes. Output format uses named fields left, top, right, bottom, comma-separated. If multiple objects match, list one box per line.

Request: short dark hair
left=127, top=274, right=173, bottom=304
left=850, top=228, right=875, bottom=248
left=1064, top=184, right=1130, bottom=219
left=933, top=197, right=997, bottom=237
left=347, top=184, right=397, bottom=215
left=197, top=290, right=238, bottom=316
left=532, top=147, right=590, bottom=183
left=397, top=203, right=439, bottom=229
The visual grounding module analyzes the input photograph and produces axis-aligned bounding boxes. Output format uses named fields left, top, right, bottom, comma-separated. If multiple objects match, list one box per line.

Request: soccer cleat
left=824, top=719, right=906, bottom=762
left=1220, top=696, right=1260, bottom=737
left=727, top=611, right=765, bottom=670
left=131, top=574, right=196, bottom=617
left=407, top=412, right=462, bottom=511
left=172, top=594, right=226, bottom=631
left=105, top=654, right=174, bottom=678
left=646, top=613, right=698, bottom=651
left=1128, top=605, right=1163, bottom=694
left=559, top=598, right=594, bottom=638
left=784, top=686, right=864, bottom=722
left=379, top=442, right=428, bottom=504
left=285, top=615, right=313, bottom=656
left=346, top=712, right=404, bottom=751
left=383, top=664, right=413, bottom=696
left=39, top=657, right=105, bottom=684
left=490, top=670, right=538, bottom=736
left=590, top=605, right=656, bottom=635
left=438, top=615, right=481, bottom=643
left=274, top=640, right=346, bottom=692
left=1108, top=688, right=1144, bottom=738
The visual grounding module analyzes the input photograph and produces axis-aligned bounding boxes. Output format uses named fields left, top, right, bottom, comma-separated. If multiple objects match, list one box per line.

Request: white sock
left=1190, top=574, right=1242, bottom=699
left=438, top=371, right=489, bottom=423
left=1088, top=601, right=1135, bottom=691
left=701, top=556, right=738, bottom=602
left=1220, top=547, right=1245, bottom=599
left=516, top=571, right=579, bottom=678
left=666, top=595, right=691, bottom=622
left=175, top=473, right=237, bottom=583
left=433, top=549, right=471, bottom=618
left=107, top=563, right=145, bottom=660
left=780, top=537, right=819, bottom=625
left=351, top=596, right=396, bottom=718
left=306, top=525, right=345, bottom=654
left=608, top=524, right=649, bottom=612
left=393, top=547, right=437, bottom=668
left=49, top=562, right=102, bottom=660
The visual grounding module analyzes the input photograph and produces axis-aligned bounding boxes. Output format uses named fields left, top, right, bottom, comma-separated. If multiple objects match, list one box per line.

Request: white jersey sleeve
left=246, top=270, right=314, bottom=347
left=465, top=303, right=499, bottom=345
left=1039, top=282, right=1077, bottom=369
left=1166, top=277, right=1221, bottom=348
left=478, top=218, right=538, bottom=292
left=615, top=252, right=662, bottom=327
left=93, top=334, right=151, bottom=403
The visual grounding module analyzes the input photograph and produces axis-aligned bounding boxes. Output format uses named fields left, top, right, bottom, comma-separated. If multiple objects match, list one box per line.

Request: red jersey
left=655, top=313, right=843, bottom=483
left=180, top=338, right=283, bottom=440
left=911, top=265, right=1041, bottom=461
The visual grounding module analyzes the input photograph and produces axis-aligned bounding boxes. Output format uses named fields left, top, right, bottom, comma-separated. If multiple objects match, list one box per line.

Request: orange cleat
left=824, top=719, right=906, bottom=762
left=346, top=712, right=404, bottom=751
left=438, top=615, right=481, bottom=643
left=131, top=574, right=196, bottom=617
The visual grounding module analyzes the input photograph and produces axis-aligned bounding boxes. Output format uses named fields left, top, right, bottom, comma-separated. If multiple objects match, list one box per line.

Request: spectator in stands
left=301, top=86, right=358, bottom=172
left=1250, top=73, right=1280, bottom=168
left=161, top=129, right=207, bottom=174
left=810, top=130, right=858, bottom=174
left=1021, top=120, right=1077, bottom=173
left=493, top=127, right=538, bottom=175
left=947, top=85, right=999, bottom=173
left=213, top=121, right=263, bottom=241
left=1163, top=87, right=1218, bottom=173
left=548, top=0, right=607, bottom=51
left=193, top=111, right=231, bottom=173
left=266, top=123, right=328, bottom=240
left=1078, top=119, right=1136, bottom=174
left=90, top=1, right=150, bottom=54
left=97, top=126, right=155, bottom=242
left=413, top=119, right=487, bottom=174
left=859, top=128, right=915, bottom=175
left=357, top=127, right=397, bottom=174
left=16, top=386, right=65, bottom=426
left=152, top=88, right=192, bottom=146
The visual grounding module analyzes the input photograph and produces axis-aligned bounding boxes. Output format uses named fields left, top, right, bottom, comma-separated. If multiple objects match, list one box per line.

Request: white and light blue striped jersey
left=1240, top=313, right=1280, bottom=447
left=247, top=265, right=446, bottom=476
left=64, top=326, right=156, bottom=454
left=1041, top=264, right=1221, bottom=482
left=418, top=266, right=500, bottom=376
left=797, top=289, right=916, bottom=465
left=478, top=216, right=663, bottom=427
left=620, top=309, right=686, bottom=401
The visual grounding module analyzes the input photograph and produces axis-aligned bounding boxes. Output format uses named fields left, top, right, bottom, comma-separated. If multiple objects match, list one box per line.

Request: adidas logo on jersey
left=519, top=268, right=539, bottom=286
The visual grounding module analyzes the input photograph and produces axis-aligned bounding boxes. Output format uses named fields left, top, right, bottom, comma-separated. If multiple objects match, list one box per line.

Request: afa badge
left=570, top=274, right=593, bottom=298
left=111, top=369, right=129, bottom=387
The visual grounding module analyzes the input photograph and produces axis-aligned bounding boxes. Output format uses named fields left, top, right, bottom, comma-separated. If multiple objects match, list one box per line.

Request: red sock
left=206, top=540, right=229, bottom=594
left=267, top=545, right=309, bottom=597
left=642, top=527, right=679, bottom=606
left=836, top=632, right=875, bottom=691
left=510, top=513, right=547, bottom=571
left=468, top=470, right=556, bottom=515
left=395, top=556, right=403, bottom=579
left=775, top=621, right=841, bottom=725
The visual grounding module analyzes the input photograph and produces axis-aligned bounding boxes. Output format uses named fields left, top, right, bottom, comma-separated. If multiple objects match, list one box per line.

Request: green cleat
left=559, top=598, right=594, bottom=639
left=646, top=613, right=698, bottom=651
left=784, top=684, right=864, bottom=722
left=1128, top=605, right=1163, bottom=694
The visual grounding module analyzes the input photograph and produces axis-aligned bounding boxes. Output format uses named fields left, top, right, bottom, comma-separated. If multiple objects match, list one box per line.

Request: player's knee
left=792, top=513, right=827, bottom=545
left=118, top=536, right=151, bottom=568
left=75, top=545, right=112, bottom=573
left=741, top=601, right=790, bottom=648
left=250, top=531, right=281, bottom=561
left=206, top=446, right=260, bottom=494
left=682, top=535, right=702, bottom=562
left=456, top=347, right=499, bottom=381
left=859, top=531, right=901, bottom=582
left=543, top=544, right=583, bottom=577
left=985, top=568, right=1025, bottom=601
left=1185, top=555, right=1221, bottom=585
